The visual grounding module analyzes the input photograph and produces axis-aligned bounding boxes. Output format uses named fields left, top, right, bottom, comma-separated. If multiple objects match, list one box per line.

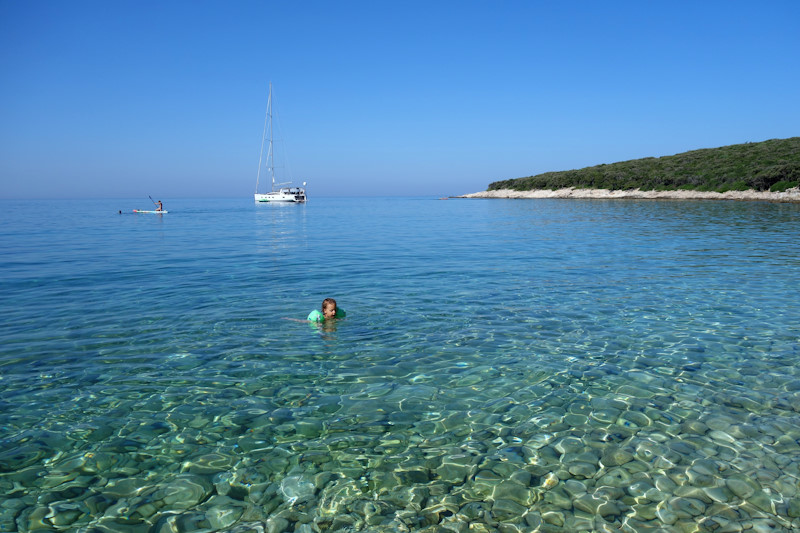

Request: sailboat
left=254, top=83, right=307, bottom=203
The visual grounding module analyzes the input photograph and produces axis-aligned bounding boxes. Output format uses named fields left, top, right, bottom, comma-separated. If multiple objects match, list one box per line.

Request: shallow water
left=1, top=197, right=799, bottom=532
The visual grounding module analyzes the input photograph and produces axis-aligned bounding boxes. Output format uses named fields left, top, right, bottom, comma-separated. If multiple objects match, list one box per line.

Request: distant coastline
left=457, top=187, right=800, bottom=202
left=468, top=138, right=800, bottom=203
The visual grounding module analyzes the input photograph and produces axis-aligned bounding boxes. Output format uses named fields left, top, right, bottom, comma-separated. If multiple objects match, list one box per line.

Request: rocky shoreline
left=458, top=187, right=800, bottom=202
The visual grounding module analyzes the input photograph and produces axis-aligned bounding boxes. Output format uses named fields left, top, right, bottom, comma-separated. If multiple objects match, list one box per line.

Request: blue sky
left=1, top=1, right=798, bottom=199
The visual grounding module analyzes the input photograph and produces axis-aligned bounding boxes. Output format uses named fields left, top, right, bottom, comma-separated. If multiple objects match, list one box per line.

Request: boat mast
left=255, top=83, right=272, bottom=194
left=268, top=84, right=275, bottom=191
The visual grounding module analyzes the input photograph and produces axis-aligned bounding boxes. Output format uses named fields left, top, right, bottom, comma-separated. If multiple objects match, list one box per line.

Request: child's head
left=322, top=298, right=337, bottom=319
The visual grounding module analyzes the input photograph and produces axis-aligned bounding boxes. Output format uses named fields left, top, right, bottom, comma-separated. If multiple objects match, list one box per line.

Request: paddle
left=148, top=195, right=164, bottom=212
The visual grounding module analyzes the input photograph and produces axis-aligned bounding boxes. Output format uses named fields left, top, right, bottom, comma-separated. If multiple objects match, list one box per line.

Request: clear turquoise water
left=1, top=197, right=799, bottom=532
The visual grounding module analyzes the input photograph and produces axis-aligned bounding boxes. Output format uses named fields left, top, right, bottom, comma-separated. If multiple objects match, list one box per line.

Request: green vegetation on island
left=489, top=137, right=800, bottom=193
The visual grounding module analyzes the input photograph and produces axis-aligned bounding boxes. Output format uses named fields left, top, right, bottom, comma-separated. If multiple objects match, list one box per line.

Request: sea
left=1, top=196, right=799, bottom=532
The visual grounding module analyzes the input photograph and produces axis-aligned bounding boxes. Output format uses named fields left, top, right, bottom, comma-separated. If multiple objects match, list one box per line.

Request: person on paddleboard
left=155, top=200, right=164, bottom=211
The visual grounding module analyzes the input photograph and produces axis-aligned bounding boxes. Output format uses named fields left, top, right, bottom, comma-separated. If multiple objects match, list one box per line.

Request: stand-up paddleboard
left=133, top=210, right=168, bottom=214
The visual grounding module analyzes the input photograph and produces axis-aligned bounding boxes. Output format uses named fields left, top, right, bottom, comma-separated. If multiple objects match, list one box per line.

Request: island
left=460, top=137, right=800, bottom=202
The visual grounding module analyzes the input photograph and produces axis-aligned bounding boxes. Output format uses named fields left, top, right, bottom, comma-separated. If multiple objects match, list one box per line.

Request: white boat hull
left=254, top=188, right=306, bottom=203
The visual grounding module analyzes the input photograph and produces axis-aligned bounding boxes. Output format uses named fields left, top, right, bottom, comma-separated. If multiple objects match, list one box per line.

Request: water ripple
left=1, top=197, right=799, bottom=531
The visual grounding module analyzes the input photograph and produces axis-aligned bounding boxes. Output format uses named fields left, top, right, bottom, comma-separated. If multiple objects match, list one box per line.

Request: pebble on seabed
left=5, top=350, right=800, bottom=533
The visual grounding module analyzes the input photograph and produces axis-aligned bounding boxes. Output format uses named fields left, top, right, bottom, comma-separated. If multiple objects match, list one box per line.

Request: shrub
left=752, top=163, right=800, bottom=191
left=770, top=180, right=799, bottom=192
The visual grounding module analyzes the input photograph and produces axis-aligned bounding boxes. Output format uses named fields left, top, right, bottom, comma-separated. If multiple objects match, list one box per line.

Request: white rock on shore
left=459, top=187, right=800, bottom=202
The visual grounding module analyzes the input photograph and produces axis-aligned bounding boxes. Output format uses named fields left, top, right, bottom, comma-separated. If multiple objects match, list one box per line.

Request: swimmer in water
left=307, top=298, right=346, bottom=322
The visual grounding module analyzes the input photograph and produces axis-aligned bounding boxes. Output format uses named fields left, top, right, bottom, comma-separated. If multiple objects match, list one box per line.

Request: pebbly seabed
left=1, top=197, right=800, bottom=532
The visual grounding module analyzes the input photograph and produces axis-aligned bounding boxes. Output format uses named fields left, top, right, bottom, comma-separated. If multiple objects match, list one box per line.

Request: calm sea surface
left=1, top=197, right=799, bottom=532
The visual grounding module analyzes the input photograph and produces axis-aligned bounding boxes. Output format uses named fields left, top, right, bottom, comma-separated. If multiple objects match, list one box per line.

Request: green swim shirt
left=307, top=308, right=346, bottom=322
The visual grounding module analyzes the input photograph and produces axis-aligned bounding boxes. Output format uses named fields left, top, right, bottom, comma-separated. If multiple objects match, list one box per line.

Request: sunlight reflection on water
left=0, top=197, right=799, bottom=531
